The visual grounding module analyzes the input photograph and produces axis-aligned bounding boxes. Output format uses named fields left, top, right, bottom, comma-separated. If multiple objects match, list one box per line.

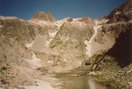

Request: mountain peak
left=32, top=11, right=56, bottom=22
left=107, top=0, right=131, bottom=23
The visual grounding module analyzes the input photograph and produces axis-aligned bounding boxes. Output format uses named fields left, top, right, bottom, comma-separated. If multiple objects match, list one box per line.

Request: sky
left=0, top=0, right=126, bottom=20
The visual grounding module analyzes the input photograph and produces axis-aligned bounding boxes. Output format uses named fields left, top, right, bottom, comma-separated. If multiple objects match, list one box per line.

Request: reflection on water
left=59, top=76, right=111, bottom=89
left=61, top=76, right=88, bottom=89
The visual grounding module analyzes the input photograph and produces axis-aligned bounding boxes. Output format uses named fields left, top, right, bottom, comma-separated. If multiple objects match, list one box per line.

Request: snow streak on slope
left=25, top=41, right=34, bottom=48
left=84, top=20, right=115, bottom=57
left=26, top=53, right=42, bottom=69
left=71, top=18, right=85, bottom=27
left=46, top=31, right=58, bottom=47
left=0, top=16, right=17, bottom=20
left=84, top=20, right=102, bottom=57
left=56, top=19, right=65, bottom=29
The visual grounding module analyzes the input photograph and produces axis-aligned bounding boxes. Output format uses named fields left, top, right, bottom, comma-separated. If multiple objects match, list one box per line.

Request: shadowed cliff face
left=108, top=22, right=132, bottom=67
left=107, top=0, right=132, bottom=23
left=105, top=0, right=132, bottom=67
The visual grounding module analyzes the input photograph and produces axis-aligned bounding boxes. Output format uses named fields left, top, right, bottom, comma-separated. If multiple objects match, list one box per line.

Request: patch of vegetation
left=94, top=56, right=132, bottom=89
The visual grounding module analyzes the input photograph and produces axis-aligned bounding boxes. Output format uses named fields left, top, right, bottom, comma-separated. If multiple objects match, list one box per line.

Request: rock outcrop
left=107, top=0, right=132, bottom=23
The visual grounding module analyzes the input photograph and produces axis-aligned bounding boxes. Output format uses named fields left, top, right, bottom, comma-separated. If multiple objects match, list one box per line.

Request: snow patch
left=96, top=25, right=102, bottom=29
left=45, top=39, right=53, bottom=47
left=45, top=31, right=57, bottom=47
left=0, top=16, right=17, bottom=20
left=115, top=11, right=121, bottom=15
left=63, top=59, right=68, bottom=62
left=84, top=40, right=92, bottom=57
left=89, top=21, right=101, bottom=43
left=31, top=53, right=42, bottom=67
left=56, top=19, right=65, bottom=29
left=71, top=18, right=86, bottom=27
left=32, top=53, right=40, bottom=61
left=26, top=53, right=42, bottom=69
left=48, top=60, right=53, bottom=64
left=49, top=31, right=57, bottom=38
left=84, top=20, right=103, bottom=57
left=25, top=41, right=34, bottom=48
left=56, top=18, right=86, bottom=29
left=94, top=19, right=109, bottom=25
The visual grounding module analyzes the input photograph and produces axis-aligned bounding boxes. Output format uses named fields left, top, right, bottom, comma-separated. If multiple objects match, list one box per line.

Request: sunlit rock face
left=0, top=16, right=57, bottom=86
left=0, top=9, right=131, bottom=74
left=49, top=21, right=94, bottom=72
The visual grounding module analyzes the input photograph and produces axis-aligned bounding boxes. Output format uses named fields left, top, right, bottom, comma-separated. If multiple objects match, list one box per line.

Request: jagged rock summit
left=107, top=0, right=132, bottom=23
left=32, top=11, right=56, bottom=22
